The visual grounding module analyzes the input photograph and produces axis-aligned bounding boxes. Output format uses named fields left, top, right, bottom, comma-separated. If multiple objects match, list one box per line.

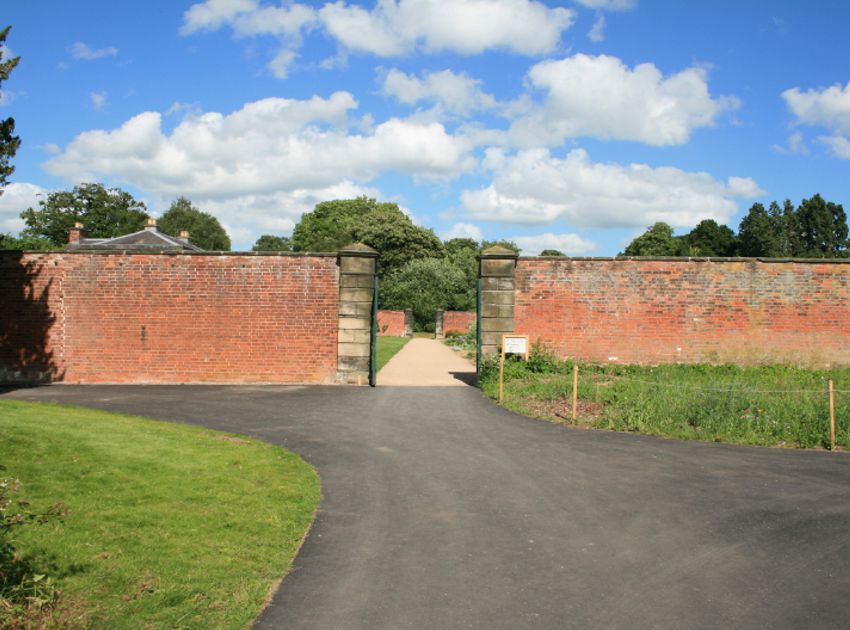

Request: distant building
left=67, top=219, right=203, bottom=252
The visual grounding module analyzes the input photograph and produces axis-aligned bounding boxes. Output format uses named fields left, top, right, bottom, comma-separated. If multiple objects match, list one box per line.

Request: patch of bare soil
left=518, top=396, right=605, bottom=425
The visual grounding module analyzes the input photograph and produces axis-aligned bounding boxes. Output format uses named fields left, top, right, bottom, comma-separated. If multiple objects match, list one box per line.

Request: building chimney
left=178, top=230, right=190, bottom=243
left=68, top=221, right=86, bottom=244
left=145, top=218, right=157, bottom=230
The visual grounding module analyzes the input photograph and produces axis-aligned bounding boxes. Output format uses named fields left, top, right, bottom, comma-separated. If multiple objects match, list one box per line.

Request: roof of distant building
left=68, top=219, right=203, bottom=252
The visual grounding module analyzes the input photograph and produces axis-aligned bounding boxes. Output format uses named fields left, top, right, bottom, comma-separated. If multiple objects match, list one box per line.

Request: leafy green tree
left=158, top=197, right=230, bottom=251
left=622, top=222, right=684, bottom=256
left=442, top=238, right=480, bottom=309
left=682, top=219, right=738, bottom=256
left=291, top=197, right=396, bottom=252
left=0, top=233, right=53, bottom=250
left=381, top=258, right=470, bottom=331
left=252, top=234, right=292, bottom=251
left=20, top=183, right=149, bottom=246
left=0, top=26, right=20, bottom=196
left=539, top=249, right=565, bottom=256
left=795, top=193, right=848, bottom=258
left=352, top=206, right=442, bottom=278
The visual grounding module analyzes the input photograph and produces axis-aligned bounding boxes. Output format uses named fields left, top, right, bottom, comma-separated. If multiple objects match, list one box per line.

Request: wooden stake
left=499, top=344, right=506, bottom=403
left=829, top=379, right=836, bottom=450
left=571, top=364, right=579, bottom=424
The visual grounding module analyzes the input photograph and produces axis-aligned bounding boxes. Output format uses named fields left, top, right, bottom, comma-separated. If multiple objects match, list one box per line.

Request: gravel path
left=378, top=338, right=476, bottom=386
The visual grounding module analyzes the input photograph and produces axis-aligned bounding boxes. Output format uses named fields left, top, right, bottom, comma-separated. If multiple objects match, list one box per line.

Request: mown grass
left=376, top=336, right=411, bottom=371
left=0, top=400, right=320, bottom=629
left=480, top=351, right=850, bottom=449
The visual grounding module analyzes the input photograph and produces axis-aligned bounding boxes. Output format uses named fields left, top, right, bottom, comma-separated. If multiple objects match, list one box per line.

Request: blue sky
left=1, top=1, right=849, bottom=254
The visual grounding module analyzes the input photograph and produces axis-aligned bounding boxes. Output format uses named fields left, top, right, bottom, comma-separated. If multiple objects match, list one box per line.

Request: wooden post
left=571, top=364, right=579, bottom=423
left=499, top=343, right=506, bottom=403
left=829, top=379, right=836, bottom=450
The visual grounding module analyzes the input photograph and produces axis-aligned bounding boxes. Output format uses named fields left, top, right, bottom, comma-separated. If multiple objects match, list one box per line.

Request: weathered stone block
left=338, top=329, right=371, bottom=344
left=481, top=291, right=515, bottom=306
left=481, top=317, right=514, bottom=332
left=337, top=355, right=369, bottom=372
left=339, top=302, right=372, bottom=317
left=481, top=258, right=516, bottom=277
left=482, top=303, right=514, bottom=318
left=338, top=341, right=370, bottom=357
left=340, top=287, right=373, bottom=303
left=339, top=255, right=376, bottom=275
left=338, top=316, right=370, bottom=330
left=340, top=274, right=375, bottom=288
left=482, top=277, right=514, bottom=291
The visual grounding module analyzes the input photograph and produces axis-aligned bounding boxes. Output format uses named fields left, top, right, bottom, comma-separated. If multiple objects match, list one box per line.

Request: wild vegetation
left=480, top=344, right=850, bottom=449
left=0, top=400, right=320, bottom=628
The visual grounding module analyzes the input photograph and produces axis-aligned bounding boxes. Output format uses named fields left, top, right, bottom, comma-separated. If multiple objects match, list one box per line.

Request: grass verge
left=376, top=336, right=411, bottom=371
left=0, top=400, right=320, bottom=629
left=480, top=350, right=850, bottom=449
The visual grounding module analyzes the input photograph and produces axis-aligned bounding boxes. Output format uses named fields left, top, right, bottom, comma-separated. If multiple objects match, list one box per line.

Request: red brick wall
left=515, top=258, right=850, bottom=366
left=377, top=310, right=406, bottom=336
left=0, top=252, right=340, bottom=384
left=444, top=311, right=476, bottom=335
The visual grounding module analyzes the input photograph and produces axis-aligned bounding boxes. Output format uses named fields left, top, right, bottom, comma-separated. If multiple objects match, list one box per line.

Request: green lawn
left=481, top=352, right=850, bottom=449
left=0, top=400, right=320, bottom=629
left=376, top=336, right=410, bottom=371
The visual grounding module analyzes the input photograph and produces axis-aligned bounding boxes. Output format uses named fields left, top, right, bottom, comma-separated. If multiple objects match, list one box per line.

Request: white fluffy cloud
left=90, top=91, right=107, bottom=110
left=574, top=0, right=636, bottom=10
left=381, top=68, right=497, bottom=116
left=461, top=148, right=760, bottom=228
left=782, top=81, right=850, bottom=159
left=180, top=0, right=260, bottom=34
left=587, top=14, right=606, bottom=42
left=442, top=222, right=483, bottom=241
left=0, top=182, right=47, bottom=235
left=320, top=0, right=574, bottom=56
left=510, top=54, right=738, bottom=147
left=511, top=232, right=596, bottom=256
left=68, top=42, right=118, bottom=60
left=43, top=94, right=475, bottom=247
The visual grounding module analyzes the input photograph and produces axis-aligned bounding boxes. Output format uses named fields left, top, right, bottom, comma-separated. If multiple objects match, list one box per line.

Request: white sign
left=503, top=336, right=528, bottom=356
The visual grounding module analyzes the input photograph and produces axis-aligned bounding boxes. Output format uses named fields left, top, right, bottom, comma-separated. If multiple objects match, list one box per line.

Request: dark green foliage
left=252, top=234, right=292, bottom=251
left=20, top=183, right=149, bottom=246
left=795, top=193, right=848, bottom=257
left=441, top=238, right=480, bottom=310
left=352, top=206, right=442, bottom=278
left=622, top=222, right=684, bottom=256
left=682, top=219, right=738, bottom=256
left=381, top=258, right=469, bottom=331
left=0, top=26, right=20, bottom=196
left=539, top=249, right=565, bottom=256
left=291, top=197, right=393, bottom=252
left=0, top=233, right=54, bottom=250
left=158, top=197, right=231, bottom=251
left=739, top=195, right=848, bottom=258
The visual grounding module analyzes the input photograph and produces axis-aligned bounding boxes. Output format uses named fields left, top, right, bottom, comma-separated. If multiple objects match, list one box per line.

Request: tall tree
left=0, top=26, right=21, bottom=195
left=291, top=197, right=395, bottom=252
left=795, top=193, right=849, bottom=258
left=20, top=182, right=149, bottom=246
left=381, top=257, right=471, bottom=331
left=737, top=203, right=777, bottom=257
left=158, top=197, right=231, bottom=251
left=352, top=206, right=442, bottom=278
left=539, top=249, right=565, bottom=256
left=252, top=234, right=292, bottom=251
left=683, top=219, right=738, bottom=256
left=622, top=222, right=684, bottom=256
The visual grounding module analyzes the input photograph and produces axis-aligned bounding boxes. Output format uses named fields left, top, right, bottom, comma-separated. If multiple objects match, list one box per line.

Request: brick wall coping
left=4, top=250, right=340, bottom=257
left=519, top=255, right=850, bottom=265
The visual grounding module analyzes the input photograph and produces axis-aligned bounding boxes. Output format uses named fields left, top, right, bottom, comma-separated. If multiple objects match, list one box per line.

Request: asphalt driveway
left=3, top=384, right=849, bottom=629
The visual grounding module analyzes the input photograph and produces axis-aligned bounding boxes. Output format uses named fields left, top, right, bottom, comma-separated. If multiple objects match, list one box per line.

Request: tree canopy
left=681, top=219, right=738, bottom=257
left=158, top=197, right=231, bottom=251
left=291, top=197, right=395, bottom=252
left=252, top=234, right=292, bottom=251
left=540, top=249, right=565, bottom=256
left=622, top=222, right=683, bottom=256
left=0, top=26, right=20, bottom=196
left=20, top=182, right=149, bottom=246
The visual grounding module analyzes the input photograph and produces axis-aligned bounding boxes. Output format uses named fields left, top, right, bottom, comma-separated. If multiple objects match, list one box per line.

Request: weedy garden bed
left=479, top=346, right=850, bottom=449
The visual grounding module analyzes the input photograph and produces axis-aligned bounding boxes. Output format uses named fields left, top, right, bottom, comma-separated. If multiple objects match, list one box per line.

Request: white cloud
left=0, top=182, right=47, bottom=235
left=231, top=3, right=316, bottom=37
left=771, top=130, right=808, bottom=155
left=43, top=94, right=475, bottom=247
left=725, top=176, right=765, bottom=198
left=69, top=42, right=118, bottom=60
left=782, top=81, right=850, bottom=159
left=319, top=0, right=575, bottom=56
left=573, top=0, right=636, bottom=10
left=381, top=68, right=497, bottom=116
left=510, top=54, right=739, bottom=147
left=461, top=148, right=757, bottom=229
left=180, top=0, right=259, bottom=35
left=510, top=232, right=596, bottom=256
left=90, top=91, right=107, bottom=110
left=587, top=14, right=606, bottom=42
left=819, top=134, right=850, bottom=159
left=442, top=222, right=483, bottom=241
